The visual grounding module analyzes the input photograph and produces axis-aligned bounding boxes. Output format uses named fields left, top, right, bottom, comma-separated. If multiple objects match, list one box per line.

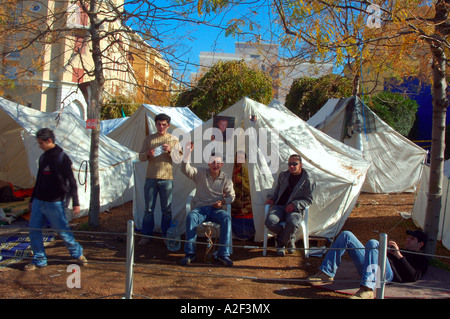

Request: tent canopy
left=307, top=96, right=427, bottom=193
left=107, top=104, right=202, bottom=152
left=133, top=97, right=370, bottom=241
left=0, top=97, right=137, bottom=219
left=101, top=117, right=128, bottom=135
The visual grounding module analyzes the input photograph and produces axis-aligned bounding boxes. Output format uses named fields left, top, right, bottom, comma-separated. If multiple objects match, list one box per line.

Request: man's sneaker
left=77, top=255, right=88, bottom=266
left=287, top=238, right=296, bottom=254
left=180, top=254, right=196, bottom=266
left=23, top=262, right=46, bottom=271
left=307, top=271, right=334, bottom=285
left=217, top=256, right=233, bottom=267
left=351, top=286, right=374, bottom=299
left=276, top=247, right=286, bottom=256
left=276, top=238, right=286, bottom=257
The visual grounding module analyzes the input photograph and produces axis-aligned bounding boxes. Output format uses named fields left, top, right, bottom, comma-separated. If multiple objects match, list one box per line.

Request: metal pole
left=376, top=233, right=388, bottom=299
left=125, top=220, right=135, bottom=299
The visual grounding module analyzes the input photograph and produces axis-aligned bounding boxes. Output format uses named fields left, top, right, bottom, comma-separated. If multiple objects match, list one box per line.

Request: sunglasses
left=288, top=162, right=300, bottom=166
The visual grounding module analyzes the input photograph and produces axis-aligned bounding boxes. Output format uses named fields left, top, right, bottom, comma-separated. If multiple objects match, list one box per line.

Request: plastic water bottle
left=166, top=220, right=181, bottom=251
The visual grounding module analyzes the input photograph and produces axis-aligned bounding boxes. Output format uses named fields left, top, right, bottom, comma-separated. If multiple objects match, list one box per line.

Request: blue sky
left=126, top=1, right=279, bottom=82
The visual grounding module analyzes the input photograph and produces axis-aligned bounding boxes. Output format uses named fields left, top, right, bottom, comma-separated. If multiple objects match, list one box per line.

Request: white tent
left=412, top=161, right=450, bottom=250
left=307, top=96, right=427, bottom=193
left=106, top=104, right=202, bottom=152
left=133, top=97, right=370, bottom=241
left=100, top=117, right=128, bottom=135
left=0, top=97, right=137, bottom=219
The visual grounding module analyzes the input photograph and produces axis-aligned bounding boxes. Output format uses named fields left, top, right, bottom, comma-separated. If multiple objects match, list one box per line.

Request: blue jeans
left=143, top=179, right=173, bottom=237
left=319, top=231, right=394, bottom=290
left=265, top=205, right=304, bottom=245
left=184, top=206, right=232, bottom=257
left=29, top=199, right=83, bottom=267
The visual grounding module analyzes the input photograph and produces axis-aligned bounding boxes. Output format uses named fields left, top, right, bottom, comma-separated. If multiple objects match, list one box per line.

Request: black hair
left=155, top=113, right=171, bottom=124
left=289, top=154, right=302, bottom=164
left=36, top=128, right=55, bottom=143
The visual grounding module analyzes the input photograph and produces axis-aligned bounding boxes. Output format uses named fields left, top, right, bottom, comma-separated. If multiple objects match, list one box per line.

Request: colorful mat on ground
left=0, top=197, right=30, bottom=224
left=315, top=259, right=450, bottom=299
left=0, top=233, right=55, bottom=271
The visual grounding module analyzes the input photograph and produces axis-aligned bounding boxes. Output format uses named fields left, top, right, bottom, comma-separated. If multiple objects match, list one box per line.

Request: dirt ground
left=0, top=192, right=449, bottom=301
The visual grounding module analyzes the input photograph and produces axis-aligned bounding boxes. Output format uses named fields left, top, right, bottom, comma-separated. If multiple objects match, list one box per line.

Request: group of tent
left=1, top=94, right=447, bottom=250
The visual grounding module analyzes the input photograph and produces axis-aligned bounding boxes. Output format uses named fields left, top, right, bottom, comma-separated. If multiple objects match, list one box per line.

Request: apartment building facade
left=192, top=42, right=333, bottom=103
left=1, top=0, right=171, bottom=119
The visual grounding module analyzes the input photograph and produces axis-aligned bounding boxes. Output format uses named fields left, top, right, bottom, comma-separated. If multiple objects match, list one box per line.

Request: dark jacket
left=388, top=250, right=429, bottom=283
left=267, top=169, right=315, bottom=212
left=31, top=145, right=79, bottom=207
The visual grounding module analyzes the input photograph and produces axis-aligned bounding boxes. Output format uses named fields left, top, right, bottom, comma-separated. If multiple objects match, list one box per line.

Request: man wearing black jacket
left=265, top=154, right=315, bottom=256
left=24, top=128, right=87, bottom=271
left=307, top=230, right=429, bottom=299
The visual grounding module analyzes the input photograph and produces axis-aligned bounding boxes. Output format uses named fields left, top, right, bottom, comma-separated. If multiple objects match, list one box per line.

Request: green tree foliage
left=364, top=91, right=418, bottom=137
left=174, top=60, right=273, bottom=120
left=101, top=93, right=139, bottom=120
left=285, top=74, right=353, bottom=120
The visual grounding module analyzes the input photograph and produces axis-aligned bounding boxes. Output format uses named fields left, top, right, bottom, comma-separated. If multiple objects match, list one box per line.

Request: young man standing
left=265, top=154, right=315, bottom=256
left=180, top=142, right=235, bottom=266
left=25, top=128, right=87, bottom=271
left=138, top=113, right=180, bottom=245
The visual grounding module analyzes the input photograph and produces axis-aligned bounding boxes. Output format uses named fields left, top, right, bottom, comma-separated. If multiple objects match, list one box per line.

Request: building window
left=6, top=50, right=21, bottom=61
left=72, top=67, right=84, bottom=83
left=5, top=66, right=18, bottom=79
left=29, top=2, right=42, bottom=13
left=67, top=1, right=89, bottom=28
left=74, top=36, right=85, bottom=54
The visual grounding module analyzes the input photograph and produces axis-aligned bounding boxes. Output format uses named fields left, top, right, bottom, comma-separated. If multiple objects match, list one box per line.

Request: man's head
left=235, top=151, right=246, bottom=165
left=36, top=128, right=56, bottom=152
left=208, top=152, right=224, bottom=175
left=405, top=230, right=427, bottom=251
left=217, top=118, right=228, bottom=132
left=155, top=113, right=171, bottom=135
left=288, top=154, right=303, bottom=175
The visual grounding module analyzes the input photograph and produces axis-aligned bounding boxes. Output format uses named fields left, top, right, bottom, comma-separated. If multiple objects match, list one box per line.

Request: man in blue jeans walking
left=307, top=230, right=429, bottom=299
left=180, top=142, right=235, bottom=266
left=24, top=128, right=87, bottom=271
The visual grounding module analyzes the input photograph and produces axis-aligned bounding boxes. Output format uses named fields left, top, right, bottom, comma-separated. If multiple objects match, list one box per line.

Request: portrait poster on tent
left=211, top=115, right=235, bottom=143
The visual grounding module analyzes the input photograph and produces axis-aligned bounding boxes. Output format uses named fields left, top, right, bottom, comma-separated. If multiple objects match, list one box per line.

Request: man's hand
left=73, top=206, right=81, bottom=215
left=183, top=142, right=193, bottom=161
left=162, top=143, right=171, bottom=153
left=388, top=240, right=403, bottom=259
left=146, top=148, right=155, bottom=158
left=212, top=200, right=224, bottom=209
left=265, top=199, right=274, bottom=206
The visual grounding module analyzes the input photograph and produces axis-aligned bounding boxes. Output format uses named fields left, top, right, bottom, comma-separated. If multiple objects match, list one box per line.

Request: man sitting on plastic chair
left=265, top=154, right=315, bottom=256
left=180, top=142, right=235, bottom=266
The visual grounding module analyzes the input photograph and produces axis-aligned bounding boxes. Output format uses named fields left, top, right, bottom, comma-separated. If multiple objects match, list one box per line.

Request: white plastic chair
left=185, top=189, right=233, bottom=254
left=262, top=204, right=310, bottom=258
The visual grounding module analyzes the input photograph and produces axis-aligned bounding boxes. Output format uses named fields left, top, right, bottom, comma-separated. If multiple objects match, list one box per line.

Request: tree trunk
left=424, top=1, right=449, bottom=254
left=88, top=81, right=101, bottom=229
left=87, top=1, right=105, bottom=228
